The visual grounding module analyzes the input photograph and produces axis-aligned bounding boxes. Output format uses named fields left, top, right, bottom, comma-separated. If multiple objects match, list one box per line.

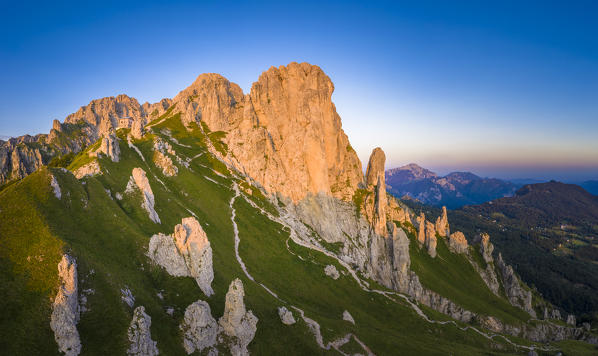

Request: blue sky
left=1, top=1, right=597, bottom=181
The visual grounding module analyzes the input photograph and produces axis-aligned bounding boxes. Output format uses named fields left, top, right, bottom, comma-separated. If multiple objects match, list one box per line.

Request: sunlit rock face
left=148, top=217, right=214, bottom=296
left=365, top=147, right=388, bottom=236
left=174, top=62, right=364, bottom=203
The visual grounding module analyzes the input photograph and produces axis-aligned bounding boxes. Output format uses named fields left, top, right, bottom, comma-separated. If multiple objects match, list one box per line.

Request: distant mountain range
left=385, top=163, right=518, bottom=208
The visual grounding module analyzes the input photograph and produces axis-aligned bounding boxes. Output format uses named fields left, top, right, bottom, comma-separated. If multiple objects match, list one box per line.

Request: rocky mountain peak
left=386, top=163, right=438, bottom=182
left=172, top=62, right=363, bottom=203
left=65, top=94, right=143, bottom=130
left=174, top=73, right=244, bottom=130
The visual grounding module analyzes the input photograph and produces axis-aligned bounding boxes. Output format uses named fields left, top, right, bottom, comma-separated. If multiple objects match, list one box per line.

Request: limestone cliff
left=173, top=62, right=364, bottom=202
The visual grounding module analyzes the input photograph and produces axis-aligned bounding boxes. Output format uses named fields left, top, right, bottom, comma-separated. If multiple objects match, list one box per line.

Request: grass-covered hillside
left=1, top=112, right=596, bottom=355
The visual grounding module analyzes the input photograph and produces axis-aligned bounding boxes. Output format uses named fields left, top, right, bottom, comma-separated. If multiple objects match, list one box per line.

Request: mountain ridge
left=386, top=163, right=518, bottom=208
left=1, top=62, right=596, bottom=355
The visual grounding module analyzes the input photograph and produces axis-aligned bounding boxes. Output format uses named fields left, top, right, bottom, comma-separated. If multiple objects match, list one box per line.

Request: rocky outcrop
left=496, top=253, right=535, bottom=317
left=425, top=221, right=437, bottom=258
left=475, top=233, right=494, bottom=264
left=64, top=94, right=143, bottom=137
left=365, top=147, right=387, bottom=236
left=0, top=138, right=45, bottom=184
left=130, top=120, right=145, bottom=139
left=218, top=279, right=258, bottom=356
left=522, top=322, right=585, bottom=343
left=153, top=138, right=177, bottom=176
left=173, top=217, right=214, bottom=296
left=567, top=314, right=576, bottom=326
left=174, top=62, right=364, bottom=202
left=50, top=174, right=61, bottom=199
left=278, top=307, right=296, bottom=325
left=127, top=306, right=159, bottom=356
left=447, top=231, right=468, bottom=254
left=468, top=233, right=501, bottom=296
left=435, top=206, right=449, bottom=237
left=126, top=168, right=160, bottom=223
left=148, top=217, right=214, bottom=296
left=50, top=254, right=81, bottom=356
left=324, top=265, right=340, bottom=280
left=74, top=160, right=101, bottom=179
left=416, top=213, right=426, bottom=245
left=342, top=310, right=355, bottom=324
left=121, top=287, right=135, bottom=308
left=388, top=224, right=411, bottom=291
left=405, top=271, right=475, bottom=323
left=180, top=300, right=218, bottom=354
left=96, top=133, right=120, bottom=162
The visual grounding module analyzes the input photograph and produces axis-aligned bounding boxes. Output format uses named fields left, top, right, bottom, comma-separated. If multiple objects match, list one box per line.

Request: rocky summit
left=0, top=62, right=596, bottom=355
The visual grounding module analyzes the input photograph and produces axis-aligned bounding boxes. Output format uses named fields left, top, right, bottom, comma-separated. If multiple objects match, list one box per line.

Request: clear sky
left=1, top=1, right=597, bottom=181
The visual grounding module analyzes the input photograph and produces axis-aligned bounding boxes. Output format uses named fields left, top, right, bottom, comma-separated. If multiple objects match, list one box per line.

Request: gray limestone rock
left=50, top=255, right=81, bottom=356
left=148, top=217, right=214, bottom=296
left=218, top=279, right=258, bottom=356
left=127, top=306, right=159, bottom=356
left=342, top=310, right=355, bottom=325
left=324, top=265, right=340, bottom=280
left=180, top=300, right=218, bottom=354
left=278, top=306, right=296, bottom=325
left=126, top=167, right=160, bottom=223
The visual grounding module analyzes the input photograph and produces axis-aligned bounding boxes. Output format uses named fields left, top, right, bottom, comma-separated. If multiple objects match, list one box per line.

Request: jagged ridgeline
left=0, top=62, right=596, bottom=355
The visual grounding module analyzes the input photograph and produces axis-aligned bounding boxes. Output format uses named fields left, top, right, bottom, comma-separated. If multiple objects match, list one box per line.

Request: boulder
left=278, top=307, right=296, bottom=325
left=342, top=310, right=355, bottom=325
left=324, top=265, right=340, bottom=280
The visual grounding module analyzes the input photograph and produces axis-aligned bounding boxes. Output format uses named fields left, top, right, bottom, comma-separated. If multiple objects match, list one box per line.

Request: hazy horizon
left=1, top=1, right=596, bottom=182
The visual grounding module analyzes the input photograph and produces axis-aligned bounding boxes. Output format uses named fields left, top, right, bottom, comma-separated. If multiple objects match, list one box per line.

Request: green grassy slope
left=0, top=113, right=591, bottom=355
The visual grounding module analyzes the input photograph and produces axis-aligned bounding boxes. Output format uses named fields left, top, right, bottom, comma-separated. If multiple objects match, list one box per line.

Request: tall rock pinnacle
left=435, top=206, right=450, bottom=237
left=366, top=147, right=388, bottom=236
